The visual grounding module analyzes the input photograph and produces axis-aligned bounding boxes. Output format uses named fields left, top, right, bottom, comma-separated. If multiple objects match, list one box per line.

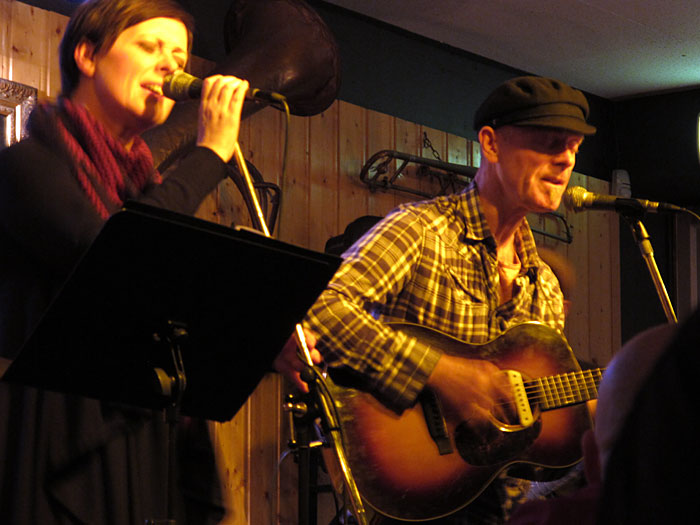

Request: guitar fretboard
left=525, top=368, right=604, bottom=411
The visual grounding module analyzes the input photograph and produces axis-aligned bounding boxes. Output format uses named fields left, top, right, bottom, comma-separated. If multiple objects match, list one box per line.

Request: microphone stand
left=232, top=142, right=368, bottom=524
left=621, top=211, right=677, bottom=323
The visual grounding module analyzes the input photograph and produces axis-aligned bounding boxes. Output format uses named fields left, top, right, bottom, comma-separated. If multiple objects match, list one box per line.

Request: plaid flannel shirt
left=306, top=182, right=565, bottom=412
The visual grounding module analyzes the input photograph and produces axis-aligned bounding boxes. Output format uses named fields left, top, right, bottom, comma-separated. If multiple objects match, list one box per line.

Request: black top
left=0, top=138, right=228, bottom=358
left=0, top=136, right=229, bottom=524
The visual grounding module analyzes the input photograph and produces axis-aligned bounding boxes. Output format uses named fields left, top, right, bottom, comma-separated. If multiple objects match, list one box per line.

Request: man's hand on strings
left=426, top=353, right=515, bottom=424
left=273, top=327, right=322, bottom=393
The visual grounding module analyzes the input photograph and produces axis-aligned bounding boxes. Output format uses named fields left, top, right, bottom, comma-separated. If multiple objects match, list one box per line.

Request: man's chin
left=531, top=199, right=562, bottom=214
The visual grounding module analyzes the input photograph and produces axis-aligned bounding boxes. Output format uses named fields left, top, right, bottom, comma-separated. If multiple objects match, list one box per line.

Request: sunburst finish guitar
left=325, top=322, right=603, bottom=522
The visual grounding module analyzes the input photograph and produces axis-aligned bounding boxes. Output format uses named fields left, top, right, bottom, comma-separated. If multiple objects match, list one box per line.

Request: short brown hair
left=59, top=0, right=195, bottom=96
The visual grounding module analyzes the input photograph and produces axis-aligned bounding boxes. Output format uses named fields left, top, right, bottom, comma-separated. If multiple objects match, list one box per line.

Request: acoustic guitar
left=324, top=322, right=603, bottom=521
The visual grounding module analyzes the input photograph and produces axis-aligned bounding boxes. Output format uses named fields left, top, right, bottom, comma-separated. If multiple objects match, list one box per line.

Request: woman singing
left=0, top=0, right=248, bottom=522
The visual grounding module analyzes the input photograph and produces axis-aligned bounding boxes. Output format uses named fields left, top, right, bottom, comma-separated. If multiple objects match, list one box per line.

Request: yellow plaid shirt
left=306, top=182, right=565, bottom=412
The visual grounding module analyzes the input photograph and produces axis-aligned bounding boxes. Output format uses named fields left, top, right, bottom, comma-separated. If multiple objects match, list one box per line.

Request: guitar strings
left=491, top=368, right=605, bottom=411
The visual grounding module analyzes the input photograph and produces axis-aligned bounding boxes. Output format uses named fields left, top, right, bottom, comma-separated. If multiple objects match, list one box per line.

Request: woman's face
left=86, top=17, right=188, bottom=137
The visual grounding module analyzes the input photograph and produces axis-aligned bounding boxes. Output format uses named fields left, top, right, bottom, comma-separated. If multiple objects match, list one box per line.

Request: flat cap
left=473, top=76, right=596, bottom=135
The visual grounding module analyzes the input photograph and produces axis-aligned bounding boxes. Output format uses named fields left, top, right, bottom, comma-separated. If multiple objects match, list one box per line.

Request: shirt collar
left=460, top=181, right=541, bottom=271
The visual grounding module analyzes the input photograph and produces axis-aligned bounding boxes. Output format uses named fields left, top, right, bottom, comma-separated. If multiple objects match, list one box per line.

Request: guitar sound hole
left=454, top=420, right=506, bottom=466
left=454, top=417, right=542, bottom=466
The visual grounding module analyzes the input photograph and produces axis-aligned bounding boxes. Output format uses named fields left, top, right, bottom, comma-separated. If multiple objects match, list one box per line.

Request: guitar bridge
left=506, top=370, right=534, bottom=427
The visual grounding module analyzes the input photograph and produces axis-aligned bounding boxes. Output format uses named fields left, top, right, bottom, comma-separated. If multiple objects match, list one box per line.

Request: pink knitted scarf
left=29, top=98, right=162, bottom=219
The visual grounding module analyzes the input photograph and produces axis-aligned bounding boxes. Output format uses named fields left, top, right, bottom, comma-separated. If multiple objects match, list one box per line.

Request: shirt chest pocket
left=399, top=239, right=493, bottom=339
left=442, top=243, right=491, bottom=302
left=406, top=243, right=490, bottom=309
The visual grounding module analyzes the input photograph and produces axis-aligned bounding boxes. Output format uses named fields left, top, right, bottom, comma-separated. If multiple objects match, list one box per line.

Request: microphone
left=563, top=186, right=683, bottom=214
left=162, top=71, right=286, bottom=103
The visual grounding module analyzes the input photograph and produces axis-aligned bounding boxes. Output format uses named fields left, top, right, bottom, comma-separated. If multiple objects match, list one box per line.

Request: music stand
left=2, top=201, right=341, bottom=521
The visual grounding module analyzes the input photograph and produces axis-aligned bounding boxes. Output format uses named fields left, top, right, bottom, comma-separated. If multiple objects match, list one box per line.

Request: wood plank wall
left=1, top=2, right=620, bottom=523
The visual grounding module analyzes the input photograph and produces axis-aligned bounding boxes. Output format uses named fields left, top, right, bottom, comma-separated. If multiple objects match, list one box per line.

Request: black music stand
left=2, top=201, right=341, bottom=522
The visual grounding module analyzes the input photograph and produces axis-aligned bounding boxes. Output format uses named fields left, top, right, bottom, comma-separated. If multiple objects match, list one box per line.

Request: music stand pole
left=150, top=321, right=189, bottom=523
left=233, top=142, right=368, bottom=524
left=623, top=214, right=677, bottom=323
left=284, top=391, right=323, bottom=525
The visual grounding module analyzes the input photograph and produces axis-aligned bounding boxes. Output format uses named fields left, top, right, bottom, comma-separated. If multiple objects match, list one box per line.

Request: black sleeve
left=0, top=141, right=228, bottom=275
left=138, top=146, right=229, bottom=216
left=0, top=138, right=103, bottom=275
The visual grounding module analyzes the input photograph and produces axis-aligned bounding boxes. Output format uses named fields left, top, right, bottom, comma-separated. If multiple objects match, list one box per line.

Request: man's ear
left=478, top=126, right=499, bottom=163
left=73, top=39, right=97, bottom=78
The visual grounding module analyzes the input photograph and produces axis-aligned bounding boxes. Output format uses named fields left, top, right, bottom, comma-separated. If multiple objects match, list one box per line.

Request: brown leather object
left=143, top=0, right=340, bottom=171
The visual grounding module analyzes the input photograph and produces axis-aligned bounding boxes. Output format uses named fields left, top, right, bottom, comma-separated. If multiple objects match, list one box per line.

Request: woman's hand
left=196, top=74, right=249, bottom=163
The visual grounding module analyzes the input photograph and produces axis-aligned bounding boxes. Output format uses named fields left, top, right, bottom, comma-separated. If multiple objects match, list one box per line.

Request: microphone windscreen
left=162, top=72, right=202, bottom=101
left=563, top=186, right=587, bottom=212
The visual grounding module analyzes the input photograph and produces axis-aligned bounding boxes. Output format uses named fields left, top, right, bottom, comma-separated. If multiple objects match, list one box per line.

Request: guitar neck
left=527, top=367, right=604, bottom=411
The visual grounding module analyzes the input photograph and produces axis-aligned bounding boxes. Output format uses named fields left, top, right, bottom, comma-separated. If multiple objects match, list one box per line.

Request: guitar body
left=326, top=322, right=595, bottom=521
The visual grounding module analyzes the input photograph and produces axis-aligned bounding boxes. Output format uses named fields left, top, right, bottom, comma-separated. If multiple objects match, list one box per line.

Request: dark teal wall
left=615, top=88, right=700, bottom=207
left=308, top=1, right=616, bottom=183
left=614, top=89, right=700, bottom=339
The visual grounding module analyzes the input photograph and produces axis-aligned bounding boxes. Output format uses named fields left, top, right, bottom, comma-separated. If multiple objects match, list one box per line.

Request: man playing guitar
left=276, top=75, right=597, bottom=523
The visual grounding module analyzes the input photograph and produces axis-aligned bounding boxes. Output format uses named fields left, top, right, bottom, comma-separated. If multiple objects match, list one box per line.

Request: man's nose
left=555, top=146, right=577, bottom=167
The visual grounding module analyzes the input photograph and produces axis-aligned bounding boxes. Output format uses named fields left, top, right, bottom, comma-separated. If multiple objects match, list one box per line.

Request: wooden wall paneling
left=45, top=7, right=65, bottom=98
left=277, top=113, right=310, bottom=246
left=201, top=112, right=251, bottom=525
left=212, top=175, right=244, bottom=229
left=672, top=215, right=699, bottom=321
left=419, top=125, right=448, bottom=197
left=528, top=217, right=559, bottom=248
left=203, top=106, right=290, bottom=525
left=584, top=176, right=617, bottom=366
left=443, top=132, right=469, bottom=201
left=212, top=404, right=251, bottom=525
left=392, top=117, right=422, bottom=208
left=0, top=0, right=11, bottom=79
left=470, top=140, right=482, bottom=168
left=208, top=110, right=253, bottom=229
left=270, top=109, right=313, bottom=525
left=530, top=211, right=571, bottom=307
left=248, top=374, right=283, bottom=525
left=365, top=110, right=396, bottom=218
left=276, top=430, right=296, bottom=525
left=242, top=107, right=288, bottom=525
left=337, top=101, right=369, bottom=235
left=562, top=171, right=592, bottom=362
left=8, top=2, right=50, bottom=98
left=247, top=107, right=283, bottom=188
left=447, top=133, right=468, bottom=168
left=609, top=209, right=621, bottom=362
left=244, top=107, right=284, bottom=231
left=308, top=103, right=340, bottom=251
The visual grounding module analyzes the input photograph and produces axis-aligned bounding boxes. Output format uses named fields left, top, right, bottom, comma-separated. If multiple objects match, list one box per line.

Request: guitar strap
left=419, top=390, right=453, bottom=455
